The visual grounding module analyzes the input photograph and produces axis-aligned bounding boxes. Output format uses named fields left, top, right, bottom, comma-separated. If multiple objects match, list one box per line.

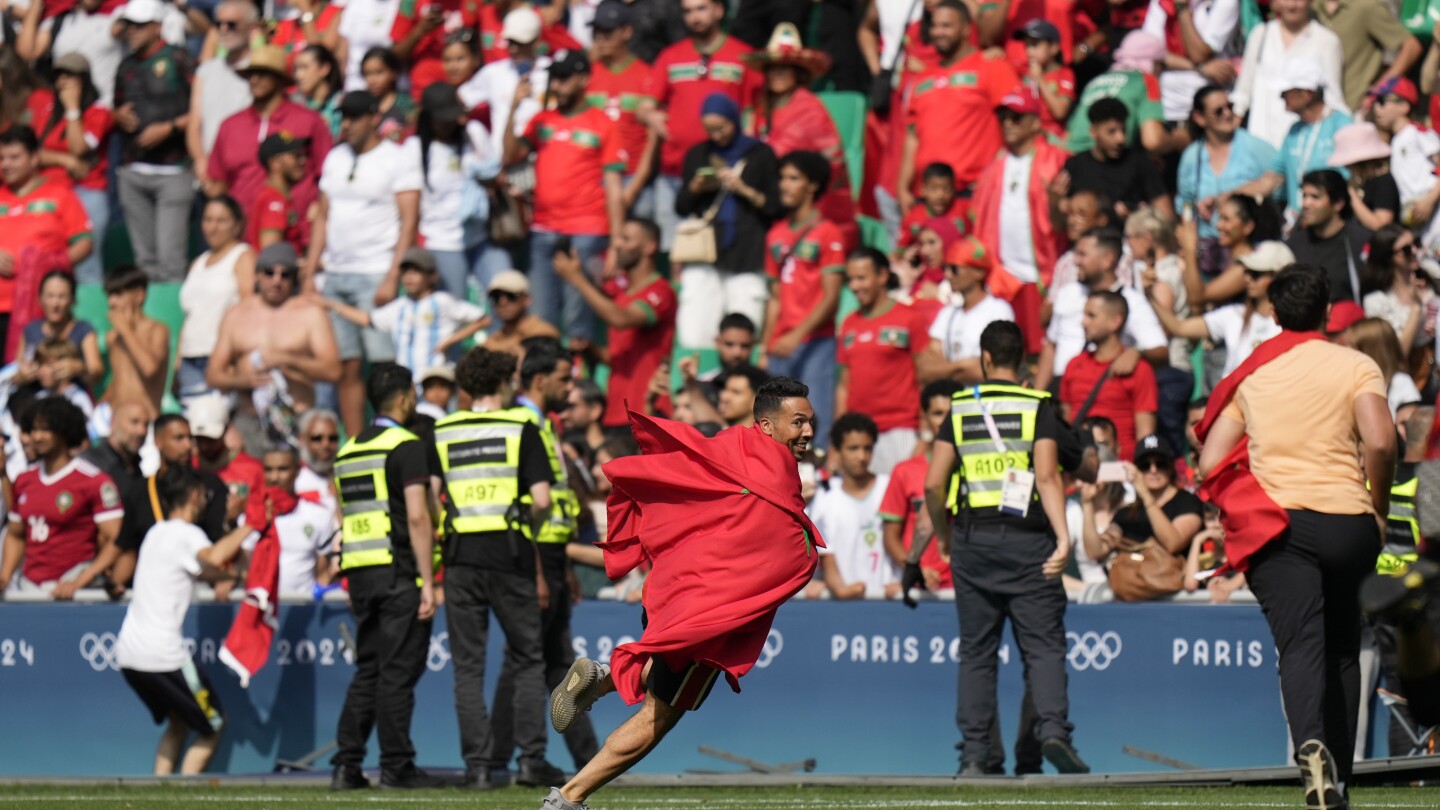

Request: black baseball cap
left=1133, top=434, right=1176, bottom=467
left=592, top=1, right=632, bottom=31
left=339, top=90, right=379, bottom=119
left=257, top=132, right=309, bottom=165
left=549, top=49, right=592, bottom=79
left=1013, top=19, right=1061, bottom=43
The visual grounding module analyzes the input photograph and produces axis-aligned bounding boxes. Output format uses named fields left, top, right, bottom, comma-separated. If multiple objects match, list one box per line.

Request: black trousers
left=1246, top=510, right=1379, bottom=784
left=952, top=524, right=1073, bottom=770
left=489, top=545, right=599, bottom=770
left=333, top=568, right=431, bottom=774
left=446, top=564, right=548, bottom=771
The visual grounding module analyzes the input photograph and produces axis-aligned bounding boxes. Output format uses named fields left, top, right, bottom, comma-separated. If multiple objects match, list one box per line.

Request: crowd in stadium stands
left=0, top=0, right=1437, bottom=611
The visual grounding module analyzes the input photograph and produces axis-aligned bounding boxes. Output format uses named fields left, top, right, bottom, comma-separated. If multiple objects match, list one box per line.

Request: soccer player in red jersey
left=0, top=397, right=123, bottom=599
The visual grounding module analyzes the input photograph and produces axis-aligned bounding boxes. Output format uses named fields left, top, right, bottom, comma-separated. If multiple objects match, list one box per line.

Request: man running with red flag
left=537, top=377, right=823, bottom=810
left=1196, top=264, right=1395, bottom=810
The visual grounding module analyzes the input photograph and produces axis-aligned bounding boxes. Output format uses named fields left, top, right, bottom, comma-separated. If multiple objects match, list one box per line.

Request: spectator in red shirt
left=898, top=0, right=1022, bottom=212
left=1059, top=290, right=1158, bottom=460
left=391, top=0, right=481, bottom=95
left=1012, top=19, right=1075, bottom=139
left=880, top=380, right=963, bottom=594
left=554, top=218, right=677, bottom=430
left=838, top=248, right=928, bottom=474
left=764, top=150, right=846, bottom=444
left=588, top=2, right=659, bottom=218
left=247, top=134, right=309, bottom=254
left=642, top=0, right=759, bottom=248
left=271, top=0, right=344, bottom=70
left=505, top=49, right=626, bottom=344
left=0, top=126, right=93, bottom=361
left=476, top=0, right=582, bottom=65
left=896, top=163, right=969, bottom=252
left=206, top=45, right=332, bottom=218
left=38, top=53, right=112, bottom=287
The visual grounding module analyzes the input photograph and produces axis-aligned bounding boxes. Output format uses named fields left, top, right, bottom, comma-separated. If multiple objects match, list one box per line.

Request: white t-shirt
left=1390, top=123, right=1440, bottom=206
left=337, top=0, right=404, bottom=90
left=179, top=243, right=250, bottom=359
left=195, top=59, right=252, bottom=156
left=1047, top=282, right=1167, bottom=376
left=242, top=499, right=336, bottom=596
left=457, top=57, right=551, bottom=158
left=115, top=520, right=211, bottom=673
left=808, top=475, right=896, bottom=594
left=369, top=291, right=487, bottom=372
left=1390, top=371, right=1422, bottom=418
left=295, top=466, right=338, bottom=522
left=927, top=295, right=1015, bottom=362
left=999, top=153, right=1039, bottom=283
left=319, top=140, right=423, bottom=275
left=45, top=10, right=123, bottom=105
left=1202, top=304, right=1281, bottom=377
left=1363, top=289, right=1424, bottom=349
left=403, top=122, right=496, bottom=252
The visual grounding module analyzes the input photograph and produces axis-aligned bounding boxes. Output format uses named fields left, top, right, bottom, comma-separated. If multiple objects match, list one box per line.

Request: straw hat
left=742, top=23, right=831, bottom=81
left=237, top=45, right=294, bottom=84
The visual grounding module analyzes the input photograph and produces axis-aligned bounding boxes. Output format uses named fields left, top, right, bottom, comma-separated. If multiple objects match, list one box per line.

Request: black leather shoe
left=329, top=765, right=370, bottom=791
left=380, top=766, right=446, bottom=789
left=516, top=759, right=567, bottom=787
left=1041, top=738, right=1091, bottom=774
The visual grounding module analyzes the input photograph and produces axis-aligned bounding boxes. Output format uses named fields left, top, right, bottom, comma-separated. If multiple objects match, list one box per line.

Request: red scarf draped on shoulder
left=221, top=487, right=299, bottom=687
left=1195, top=330, right=1325, bottom=572
left=600, top=411, right=824, bottom=706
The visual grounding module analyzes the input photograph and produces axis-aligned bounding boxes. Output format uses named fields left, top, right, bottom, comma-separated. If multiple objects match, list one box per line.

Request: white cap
left=184, top=393, right=231, bottom=440
left=1279, top=57, right=1326, bottom=95
left=500, top=7, right=542, bottom=45
left=118, top=0, right=167, bottom=25
left=1236, top=241, right=1297, bottom=274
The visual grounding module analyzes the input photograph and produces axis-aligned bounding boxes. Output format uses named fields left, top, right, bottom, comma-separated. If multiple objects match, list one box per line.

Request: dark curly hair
left=456, top=346, right=517, bottom=398
left=29, top=395, right=89, bottom=450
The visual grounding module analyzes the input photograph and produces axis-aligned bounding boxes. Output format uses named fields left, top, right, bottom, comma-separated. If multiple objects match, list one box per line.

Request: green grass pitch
left=0, top=784, right=1434, bottom=809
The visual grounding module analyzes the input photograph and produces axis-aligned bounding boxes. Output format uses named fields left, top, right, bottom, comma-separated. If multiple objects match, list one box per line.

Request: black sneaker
left=460, top=768, right=494, bottom=790
left=1297, top=740, right=1348, bottom=810
left=956, top=762, right=1004, bottom=778
left=329, top=765, right=370, bottom=791
left=380, top=766, right=446, bottom=789
left=516, top=759, right=567, bottom=787
left=1041, top=738, right=1091, bottom=774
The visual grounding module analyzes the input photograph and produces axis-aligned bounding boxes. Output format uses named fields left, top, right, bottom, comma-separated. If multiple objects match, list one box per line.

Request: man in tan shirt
left=1200, top=264, right=1394, bottom=810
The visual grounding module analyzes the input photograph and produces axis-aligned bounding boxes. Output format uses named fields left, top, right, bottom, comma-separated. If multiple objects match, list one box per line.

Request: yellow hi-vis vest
left=434, top=407, right=532, bottom=537
left=334, top=426, right=418, bottom=571
left=949, top=384, right=1046, bottom=512
left=1379, top=474, right=1420, bottom=575
left=534, top=416, right=579, bottom=545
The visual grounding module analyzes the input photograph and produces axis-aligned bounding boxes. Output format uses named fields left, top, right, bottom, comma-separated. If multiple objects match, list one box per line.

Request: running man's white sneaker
left=1297, top=739, right=1348, bottom=810
left=539, top=787, right=589, bottom=809
left=551, top=657, right=608, bottom=734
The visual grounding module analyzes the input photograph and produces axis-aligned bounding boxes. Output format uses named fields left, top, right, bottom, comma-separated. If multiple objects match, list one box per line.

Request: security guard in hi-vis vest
left=434, top=347, right=563, bottom=790
left=906, top=321, right=1090, bottom=777
left=330, top=364, right=441, bottom=791
left=485, top=336, right=599, bottom=772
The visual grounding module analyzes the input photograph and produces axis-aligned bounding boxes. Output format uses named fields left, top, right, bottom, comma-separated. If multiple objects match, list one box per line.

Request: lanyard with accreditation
left=972, top=386, right=1035, bottom=518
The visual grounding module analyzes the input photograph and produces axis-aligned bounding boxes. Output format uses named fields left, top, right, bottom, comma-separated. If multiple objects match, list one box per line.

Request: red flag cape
left=1195, top=330, right=1325, bottom=572
left=600, top=412, right=824, bottom=706
left=220, top=487, right=299, bottom=687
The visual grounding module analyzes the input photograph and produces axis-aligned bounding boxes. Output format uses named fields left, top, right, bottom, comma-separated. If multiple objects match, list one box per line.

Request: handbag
left=871, top=0, right=923, bottom=114
left=671, top=160, right=746, bottom=266
left=487, top=183, right=528, bottom=247
left=1107, top=539, right=1185, bottom=601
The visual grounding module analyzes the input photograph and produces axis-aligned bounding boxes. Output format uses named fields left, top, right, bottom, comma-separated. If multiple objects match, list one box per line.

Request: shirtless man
left=103, top=266, right=171, bottom=419
left=483, top=270, right=559, bottom=357
left=207, top=242, right=340, bottom=454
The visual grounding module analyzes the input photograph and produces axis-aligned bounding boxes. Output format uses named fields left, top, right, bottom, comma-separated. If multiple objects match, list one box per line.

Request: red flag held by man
left=220, top=487, right=298, bottom=687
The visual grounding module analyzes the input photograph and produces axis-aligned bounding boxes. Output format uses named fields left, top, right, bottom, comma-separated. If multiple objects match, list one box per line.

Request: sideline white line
left=0, top=798, right=1435, bottom=809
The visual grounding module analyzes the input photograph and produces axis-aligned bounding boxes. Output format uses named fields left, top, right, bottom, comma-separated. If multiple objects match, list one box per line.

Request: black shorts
left=122, top=660, right=224, bottom=735
left=640, top=608, right=719, bottom=712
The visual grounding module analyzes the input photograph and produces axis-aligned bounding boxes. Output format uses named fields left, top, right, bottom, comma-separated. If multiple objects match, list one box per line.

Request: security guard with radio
left=905, top=320, right=1090, bottom=777
left=483, top=336, right=599, bottom=772
left=434, top=346, right=563, bottom=790
left=330, top=364, right=441, bottom=791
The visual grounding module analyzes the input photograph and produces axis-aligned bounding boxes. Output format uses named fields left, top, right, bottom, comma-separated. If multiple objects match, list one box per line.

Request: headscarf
left=701, top=93, right=760, bottom=251
left=915, top=216, right=963, bottom=293
left=1111, top=31, right=1165, bottom=74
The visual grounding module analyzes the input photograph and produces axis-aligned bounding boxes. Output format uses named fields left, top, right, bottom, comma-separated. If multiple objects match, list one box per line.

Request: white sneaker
left=539, top=787, right=589, bottom=809
left=1297, top=739, right=1348, bottom=810
left=551, top=657, right=607, bottom=734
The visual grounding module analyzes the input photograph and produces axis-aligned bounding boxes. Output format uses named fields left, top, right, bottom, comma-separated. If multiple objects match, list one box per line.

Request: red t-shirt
left=10, top=458, right=124, bottom=584
left=906, top=51, right=1022, bottom=188
left=897, top=199, right=972, bottom=250
left=645, top=35, right=759, bottom=176
left=1059, top=351, right=1158, bottom=461
left=206, top=100, right=332, bottom=215
left=0, top=179, right=91, bottom=310
left=1035, top=66, right=1076, bottom=140
left=247, top=182, right=305, bottom=254
left=879, top=454, right=952, bottom=589
left=392, top=0, right=482, bottom=95
left=838, top=301, right=927, bottom=431
left=765, top=216, right=846, bottom=346
left=270, top=4, right=344, bottom=72
left=603, top=275, right=677, bottom=428
left=477, top=3, right=581, bottom=65
left=586, top=56, right=651, bottom=176
left=523, top=107, right=627, bottom=235
left=38, top=106, right=113, bottom=191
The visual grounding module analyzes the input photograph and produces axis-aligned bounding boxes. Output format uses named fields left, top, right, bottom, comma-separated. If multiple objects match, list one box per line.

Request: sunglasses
left=1136, top=458, right=1170, bottom=472
left=488, top=290, right=520, bottom=302
left=308, top=433, right=339, bottom=444
left=217, top=19, right=244, bottom=30
left=1397, top=243, right=1417, bottom=257
left=997, top=110, right=1028, bottom=123
left=260, top=266, right=298, bottom=279
left=1242, top=268, right=1273, bottom=280
left=1207, top=102, right=1234, bottom=116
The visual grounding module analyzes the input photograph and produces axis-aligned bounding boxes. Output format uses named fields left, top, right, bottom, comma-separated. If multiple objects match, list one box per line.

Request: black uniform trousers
left=1246, top=510, right=1378, bottom=785
left=488, top=543, right=599, bottom=770
left=446, top=563, right=549, bottom=772
left=952, top=523, right=1073, bottom=770
left=333, top=567, right=431, bottom=774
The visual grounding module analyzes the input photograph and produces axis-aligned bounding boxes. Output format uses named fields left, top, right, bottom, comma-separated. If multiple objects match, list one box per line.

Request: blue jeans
left=75, top=187, right=109, bottom=286
left=1154, top=365, right=1195, bottom=458
left=767, top=336, right=837, bottom=448
left=176, top=355, right=212, bottom=402
left=322, top=272, right=396, bottom=362
left=432, top=242, right=513, bottom=303
left=528, top=230, right=609, bottom=342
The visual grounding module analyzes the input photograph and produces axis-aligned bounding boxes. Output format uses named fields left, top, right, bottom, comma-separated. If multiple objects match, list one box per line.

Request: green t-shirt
left=1066, top=70, right=1164, bottom=154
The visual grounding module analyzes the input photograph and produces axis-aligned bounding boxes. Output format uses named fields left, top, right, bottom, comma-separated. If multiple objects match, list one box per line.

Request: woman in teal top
left=293, top=44, right=343, bottom=140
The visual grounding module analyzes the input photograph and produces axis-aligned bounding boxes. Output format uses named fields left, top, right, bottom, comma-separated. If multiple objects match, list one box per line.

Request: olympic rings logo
left=754, top=629, right=783, bottom=669
left=1066, top=630, right=1122, bottom=671
left=79, top=632, right=119, bottom=672
left=427, top=632, right=452, bottom=672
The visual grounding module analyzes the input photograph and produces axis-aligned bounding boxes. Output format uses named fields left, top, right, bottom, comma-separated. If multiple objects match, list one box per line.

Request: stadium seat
left=818, top=91, right=866, bottom=200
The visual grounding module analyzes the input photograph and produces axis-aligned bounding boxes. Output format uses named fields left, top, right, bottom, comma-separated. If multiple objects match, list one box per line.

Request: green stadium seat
left=817, top=91, right=866, bottom=200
